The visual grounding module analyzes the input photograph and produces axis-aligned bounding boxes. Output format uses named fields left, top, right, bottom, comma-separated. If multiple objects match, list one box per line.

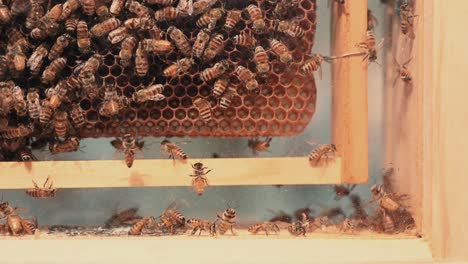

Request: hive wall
left=72, top=0, right=316, bottom=138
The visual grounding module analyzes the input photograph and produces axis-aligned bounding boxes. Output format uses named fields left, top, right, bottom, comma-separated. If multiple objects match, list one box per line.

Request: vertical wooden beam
left=331, top=0, right=368, bottom=183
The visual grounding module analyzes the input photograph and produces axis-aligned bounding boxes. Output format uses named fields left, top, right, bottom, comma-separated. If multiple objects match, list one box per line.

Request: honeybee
left=154, top=6, right=178, bottom=22
left=394, top=57, right=412, bottom=85
left=333, top=184, right=356, bottom=200
left=160, top=139, right=187, bottom=160
left=219, top=86, right=236, bottom=110
left=140, top=39, right=173, bottom=54
left=0, top=3, right=11, bottom=24
left=53, top=111, right=70, bottom=139
left=78, top=54, right=103, bottom=97
left=235, top=65, right=258, bottom=91
left=111, top=133, right=144, bottom=168
left=186, top=218, right=216, bottom=236
left=369, top=184, right=408, bottom=213
left=167, top=26, right=191, bottom=57
left=124, top=16, right=155, bottom=31
left=125, top=0, right=150, bottom=17
left=65, top=16, right=78, bottom=32
left=118, top=36, right=137, bottom=67
left=196, top=7, right=224, bottom=29
left=70, top=104, right=85, bottom=129
left=253, top=45, right=270, bottom=76
left=399, top=2, right=417, bottom=36
left=39, top=104, right=53, bottom=126
left=49, top=34, right=72, bottom=61
left=357, top=30, right=384, bottom=63
left=145, top=0, right=175, bottom=5
left=216, top=206, right=236, bottom=235
left=128, top=216, right=156, bottom=235
left=163, top=57, right=194, bottom=78
left=233, top=31, right=257, bottom=48
left=60, top=0, right=80, bottom=21
left=42, top=57, right=67, bottom=84
left=300, top=54, right=325, bottom=78
left=12, top=86, right=27, bottom=116
left=246, top=5, right=266, bottom=34
left=189, top=162, right=211, bottom=196
left=247, top=137, right=272, bottom=155
left=288, top=212, right=309, bottom=236
left=0, top=56, right=8, bottom=80
left=10, top=0, right=31, bottom=16
left=273, top=0, right=299, bottom=18
left=26, top=89, right=41, bottom=120
left=26, top=177, right=57, bottom=198
left=212, top=78, right=228, bottom=98
left=90, top=17, right=121, bottom=37
left=95, top=0, right=110, bottom=19
left=273, top=20, right=305, bottom=38
left=37, top=3, right=62, bottom=34
left=308, top=143, right=337, bottom=165
left=7, top=45, right=27, bottom=72
left=224, top=9, right=241, bottom=31
left=99, top=82, right=127, bottom=116
left=135, top=42, right=149, bottom=76
left=133, top=83, right=165, bottom=103
left=192, top=0, right=216, bottom=15
left=367, top=9, right=378, bottom=31
left=248, top=222, right=280, bottom=236
left=108, top=26, right=128, bottom=44
left=6, top=215, right=27, bottom=236
left=26, top=45, right=47, bottom=77
left=200, top=60, right=229, bottom=82
left=192, top=28, right=210, bottom=59
left=159, top=203, right=186, bottom=234
left=77, top=21, right=92, bottom=53
left=269, top=39, right=292, bottom=64
left=18, top=146, right=36, bottom=161
left=80, top=0, right=96, bottom=16
left=110, top=0, right=125, bottom=16
left=25, top=1, right=42, bottom=29
left=381, top=211, right=395, bottom=234
left=105, top=207, right=142, bottom=228
left=49, top=137, right=80, bottom=154
left=193, top=98, right=212, bottom=122
left=203, top=34, right=224, bottom=62
left=176, top=0, right=193, bottom=17
left=0, top=124, right=33, bottom=139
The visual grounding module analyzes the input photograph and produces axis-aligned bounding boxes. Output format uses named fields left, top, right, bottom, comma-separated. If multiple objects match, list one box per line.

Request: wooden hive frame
left=0, top=1, right=368, bottom=188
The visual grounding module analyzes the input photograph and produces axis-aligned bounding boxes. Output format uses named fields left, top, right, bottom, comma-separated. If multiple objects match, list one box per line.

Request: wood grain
left=0, top=157, right=343, bottom=189
left=331, top=0, right=369, bottom=183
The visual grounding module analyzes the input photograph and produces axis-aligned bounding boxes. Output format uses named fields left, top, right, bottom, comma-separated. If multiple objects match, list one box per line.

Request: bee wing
left=110, top=139, right=124, bottom=150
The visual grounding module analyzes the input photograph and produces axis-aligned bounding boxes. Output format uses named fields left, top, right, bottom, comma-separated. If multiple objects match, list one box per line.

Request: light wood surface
left=0, top=157, right=343, bottom=188
left=0, top=236, right=432, bottom=264
left=331, top=0, right=369, bottom=183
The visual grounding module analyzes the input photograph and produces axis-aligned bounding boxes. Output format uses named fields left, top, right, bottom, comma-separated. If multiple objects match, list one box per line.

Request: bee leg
left=198, top=228, right=203, bottom=236
left=265, top=229, right=269, bottom=236
left=190, top=227, right=198, bottom=235
left=230, top=226, right=236, bottom=236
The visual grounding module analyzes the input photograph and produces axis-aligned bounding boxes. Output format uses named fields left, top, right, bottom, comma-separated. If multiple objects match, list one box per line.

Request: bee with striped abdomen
left=192, top=28, right=211, bottom=59
left=394, top=57, right=412, bottom=87
left=133, top=83, right=165, bottom=103
left=189, top=162, right=211, bottom=196
left=235, top=65, right=258, bottom=91
left=200, top=60, right=229, bottom=82
left=77, top=21, right=92, bottom=53
left=18, top=146, right=36, bottom=161
left=119, top=36, right=137, bottom=67
left=90, top=17, right=121, bottom=38
left=192, top=0, right=216, bottom=15
left=248, top=222, right=280, bottom=236
left=70, top=104, right=85, bottom=129
left=99, top=82, right=127, bottom=117
left=39, top=104, right=53, bottom=126
left=49, top=34, right=73, bottom=61
left=357, top=30, right=384, bottom=63
left=213, top=78, right=228, bottom=98
left=49, top=137, right=80, bottom=154
left=196, top=7, right=224, bottom=29
left=53, top=111, right=70, bottom=139
left=26, top=89, right=41, bottom=120
left=233, top=31, right=257, bottom=48
left=0, top=124, right=33, bottom=139
left=288, top=212, right=309, bottom=236
left=159, top=203, right=186, bottom=234
left=163, top=58, right=194, bottom=78
left=111, top=133, right=144, bottom=168
left=269, top=39, right=292, bottom=64
left=125, top=16, right=156, bottom=31
left=110, top=0, right=125, bottom=16
left=300, top=54, right=325, bottom=79
left=80, top=0, right=96, bottom=16
left=186, top=218, right=216, bottom=236
left=246, top=5, right=266, bottom=34
left=108, top=27, right=129, bottom=44
left=125, top=0, right=150, bottom=17
left=140, top=39, right=174, bottom=55
left=41, top=57, right=67, bottom=84
left=216, top=206, right=236, bottom=235
left=253, top=46, right=270, bottom=77
left=135, top=42, right=149, bottom=77
left=145, top=0, right=175, bottom=5
left=203, top=34, right=224, bottom=62
left=273, top=20, right=305, bottom=38
left=219, top=86, right=236, bottom=110
left=308, top=143, right=337, bottom=165
left=168, top=26, right=191, bottom=57
left=60, top=0, right=80, bottom=21
left=12, top=86, right=27, bottom=116
left=224, top=9, right=241, bottom=31
left=105, top=207, right=142, bottom=228
left=247, top=137, right=272, bottom=155
left=27, top=44, right=48, bottom=76
left=26, top=177, right=57, bottom=198
left=193, top=97, right=212, bottom=123
left=154, top=6, right=178, bottom=22
left=128, top=216, right=157, bottom=235
left=399, top=2, right=417, bottom=36
left=160, top=139, right=188, bottom=160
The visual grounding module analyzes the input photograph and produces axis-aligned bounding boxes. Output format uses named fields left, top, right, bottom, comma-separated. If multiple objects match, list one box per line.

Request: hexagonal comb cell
left=77, top=0, right=317, bottom=138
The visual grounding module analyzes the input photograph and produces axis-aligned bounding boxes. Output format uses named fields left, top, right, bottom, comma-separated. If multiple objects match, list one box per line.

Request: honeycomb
left=37, top=0, right=317, bottom=138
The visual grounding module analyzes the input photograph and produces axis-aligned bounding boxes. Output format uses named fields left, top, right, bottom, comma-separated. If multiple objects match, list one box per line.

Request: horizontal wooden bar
left=0, top=157, right=344, bottom=189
